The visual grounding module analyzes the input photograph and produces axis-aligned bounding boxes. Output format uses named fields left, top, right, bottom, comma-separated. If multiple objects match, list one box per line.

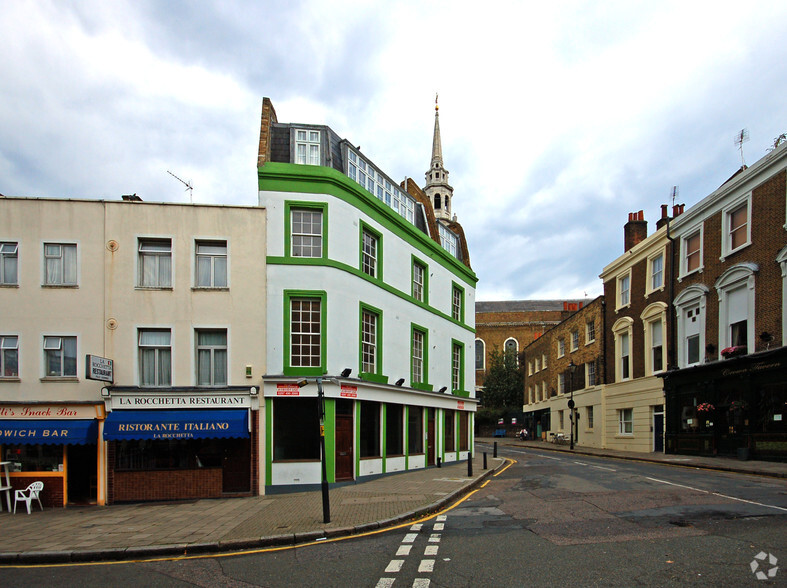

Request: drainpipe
left=666, top=213, right=677, bottom=371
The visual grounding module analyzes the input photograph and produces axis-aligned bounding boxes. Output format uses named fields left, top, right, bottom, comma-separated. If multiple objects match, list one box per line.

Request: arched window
left=504, top=338, right=518, bottom=360
left=674, top=284, right=709, bottom=367
left=714, top=263, right=758, bottom=354
left=435, top=194, right=442, bottom=210
left=475, top=339, right=485, bottom=370
left=612, top=317, right=634, bottom=381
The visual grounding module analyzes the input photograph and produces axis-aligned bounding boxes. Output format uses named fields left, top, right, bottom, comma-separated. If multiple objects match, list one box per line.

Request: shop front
left=662, top=346, right=787, bottom=461
left=102, top=387, right=260, bottom=503
left=0, top=403, right=105, bottom=507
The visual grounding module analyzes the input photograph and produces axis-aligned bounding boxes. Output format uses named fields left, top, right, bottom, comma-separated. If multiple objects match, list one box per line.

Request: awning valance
left=103, top=409, right=248, bottom=441
left=0, top=420, right=98, bottom=445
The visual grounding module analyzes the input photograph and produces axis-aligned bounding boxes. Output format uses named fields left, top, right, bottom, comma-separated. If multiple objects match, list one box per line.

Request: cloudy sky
left=2, top=1, right=786, bottom=301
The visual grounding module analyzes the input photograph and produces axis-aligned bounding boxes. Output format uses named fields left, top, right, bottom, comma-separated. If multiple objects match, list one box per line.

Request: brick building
left=521, top=297, right=604, bottom=444
left=662, top=141, right=787, bottom=460
left=474, top=299, right=589, bottom=391
left=600, top=207, right=673, bottom=452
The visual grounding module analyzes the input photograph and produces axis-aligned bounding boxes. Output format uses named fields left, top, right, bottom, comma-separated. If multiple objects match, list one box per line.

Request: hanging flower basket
left=729, top=400, right=748, bottom=412
left=696, top=402, right=715, bottom=413
left=721, top=345, right=747, bottom=359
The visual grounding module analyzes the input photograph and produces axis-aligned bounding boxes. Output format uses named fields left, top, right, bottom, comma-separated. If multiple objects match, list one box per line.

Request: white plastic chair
left=13, top=481, right=44, bottom=514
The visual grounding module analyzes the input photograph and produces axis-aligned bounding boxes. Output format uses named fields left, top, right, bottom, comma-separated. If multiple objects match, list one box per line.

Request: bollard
left=483, top=451, right=487, bottom=470
left=467, top=451, right=473, bottom=477
left=437, top=457, right=442, bottom=468
left=493, top=441, right=498, bottom=458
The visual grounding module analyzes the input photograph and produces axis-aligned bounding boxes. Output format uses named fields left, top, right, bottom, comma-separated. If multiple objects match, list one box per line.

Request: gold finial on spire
left=435, top=93, right=439, bottom=111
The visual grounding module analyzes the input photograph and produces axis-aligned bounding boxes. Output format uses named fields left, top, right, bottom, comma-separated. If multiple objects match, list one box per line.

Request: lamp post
left=568, top=361, right=577, bottom=450
left=316, top=377, right=330, bottom=523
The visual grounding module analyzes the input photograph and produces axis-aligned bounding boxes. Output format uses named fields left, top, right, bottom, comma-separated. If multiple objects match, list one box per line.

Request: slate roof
left=475, top=299, right=592, bottom=313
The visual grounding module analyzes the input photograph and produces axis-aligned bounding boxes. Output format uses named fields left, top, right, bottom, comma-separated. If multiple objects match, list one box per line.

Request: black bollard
left=467, top=451, right=473, bottom=476
left=483, top=451, right=487, bottom=470
left=437, top=457, right=442, bottom=468
left=493, top=441, right=498, bottom=458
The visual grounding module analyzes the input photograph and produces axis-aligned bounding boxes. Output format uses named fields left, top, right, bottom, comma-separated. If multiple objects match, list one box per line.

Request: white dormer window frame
left=295, top=129, right=321, bottom=165
left=438, top=223, right=459, bottom=258
left=720, top=193, right=752, bottom=260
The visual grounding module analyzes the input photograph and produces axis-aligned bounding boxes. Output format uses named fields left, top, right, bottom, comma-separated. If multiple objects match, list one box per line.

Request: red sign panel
left=276, top=384, right=300, bottom=396
left=340, top=385, right=358, bottom=398
left=457, top=401, right=465, bottom=410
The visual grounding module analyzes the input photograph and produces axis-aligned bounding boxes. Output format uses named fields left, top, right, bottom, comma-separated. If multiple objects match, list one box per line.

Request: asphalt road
left=3, top=445, right=786, bottom=587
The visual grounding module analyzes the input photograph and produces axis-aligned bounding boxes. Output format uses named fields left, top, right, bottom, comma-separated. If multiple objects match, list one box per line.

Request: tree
left=481, top=346, right=524, bottom=409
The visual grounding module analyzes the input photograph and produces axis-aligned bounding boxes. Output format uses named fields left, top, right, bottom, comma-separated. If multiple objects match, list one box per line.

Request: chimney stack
left=656, top=204, right=670, bottom=230
left=624, top=210, right=647, bottom=252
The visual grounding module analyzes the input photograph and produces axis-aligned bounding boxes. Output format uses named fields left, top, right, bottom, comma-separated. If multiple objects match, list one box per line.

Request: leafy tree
left=481, top=346, right=524, bottom=409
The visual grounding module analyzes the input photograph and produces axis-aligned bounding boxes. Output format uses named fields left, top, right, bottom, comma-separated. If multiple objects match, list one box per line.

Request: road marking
left=428, top=534, right=441, bottom=542
left=436, top=515, right=447, bottom=522
left=403, top=533, right=419, bottom=543
left=413, top=579, right=431, bottom=587
left=385, top=560, right=404, bottom=573
left=396, top=545, right=412, bottom=556
left=592, top=465, right=616, bottom=472
left=425, top=545, right=439, bottom=556
left=418, top=560, right=435, bottom=573
left=410, top=523, right=423, bottom=531
left=376, top=578, right=395, bottom=587
left=573, top=461, right=589, bottom=466
left=646, top=477, right=787, bottom=512
left=433, top=523, right=444, bottom=531
left=481, top=480, right=490, bottom=488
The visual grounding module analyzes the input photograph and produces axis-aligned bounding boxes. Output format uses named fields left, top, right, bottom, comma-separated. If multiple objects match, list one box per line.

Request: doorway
left=335, top=399, right=354, bottom=481
left=67, top=444, right=97, bottom=504
left=653, top=406, right=664, bottom=453
left=427, top=408, right=436, bottom=466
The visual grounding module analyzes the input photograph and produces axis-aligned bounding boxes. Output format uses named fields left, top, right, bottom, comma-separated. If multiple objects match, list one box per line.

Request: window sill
left=615, top=433, right=634, bottom=438
left=585, top=340, right=595, bottom=346
left=0, top=377, right=20, bottom=382
left=40, top=376, right=79, bottom=382
left=42, top=284, right=78, bottom=289
left=0, top=283, right=19, bottom=288
left=677, top=267, right=703, bottom=282
left=411, top=382, right=433, bottom=392
left=719, top=241, right=751, bottom=262
left=644, top=285, right=666, bottom=298
left=359, top=373, right=388, bottom=385
left=135, top=286, right=173, bottom=291
left=192, top=287, right=230, bottom=292
left=615, top=303, right=631, bottom=313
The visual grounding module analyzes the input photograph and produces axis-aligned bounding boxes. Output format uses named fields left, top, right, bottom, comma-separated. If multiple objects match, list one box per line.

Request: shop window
left=138, top=239, right=171, bottom=288
left=195, top=240, right=227, bottom=288
left=0, top=242, right=18, bottom=285
left=408, top=406, right=423, bottom=454
left=385, top=404, right=404, bottom=456
left=1, top=335, right=18, bottom=377
left=3, top=444, right=62, bottom=472
left=360, top=401, right=381, bottom=458
left=44, top=335, right=77, bottom=378
left=273, top=398, right=319, bottom=460
left=139, top=329, right=171, bottom=387
left=44, top=243, right=77, bottom=286
left=444, top=410, right=455, bottom=452
left=196, top=329, right=227, bottom=386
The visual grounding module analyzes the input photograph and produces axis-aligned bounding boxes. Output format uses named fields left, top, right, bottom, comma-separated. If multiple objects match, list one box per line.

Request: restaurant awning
left=0, top=420, right=98, bottom=445
left=103, top=409, right=248, bottom=441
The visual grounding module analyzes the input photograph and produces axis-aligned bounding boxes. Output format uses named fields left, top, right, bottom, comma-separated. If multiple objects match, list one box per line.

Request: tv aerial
left=734, top=128, right=749, bottom=168
left=167, top=170, right=193, bottom=203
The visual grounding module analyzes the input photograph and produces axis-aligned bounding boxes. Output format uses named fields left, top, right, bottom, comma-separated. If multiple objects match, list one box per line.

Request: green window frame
left=283, top=290, right=327, bottom=376
left=451, top=339, right=465, bottom=394
left=359, top=302, right=386, bottom=383
left=410, top=324, right=432, bottom=391
left=451, top=282, right=465, bottom=323
left=359, top=221, right=383, bottom=282
left=411, top=256, right=428, bottom=304
left=285, top=201, right=328, bottom=260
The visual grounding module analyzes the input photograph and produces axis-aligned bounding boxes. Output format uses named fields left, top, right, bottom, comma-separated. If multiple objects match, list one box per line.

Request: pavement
left=0, top=439, right=785, bottom=566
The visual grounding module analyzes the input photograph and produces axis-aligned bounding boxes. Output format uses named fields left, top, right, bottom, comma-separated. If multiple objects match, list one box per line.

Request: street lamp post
left=316, top=377, right=330, bottom=523
left=568, top=361, right=577, bottom=450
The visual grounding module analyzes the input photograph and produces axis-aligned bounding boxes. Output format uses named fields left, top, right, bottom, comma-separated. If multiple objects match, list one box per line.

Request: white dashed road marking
left=418, top=560, right=435, bottom=573
left=385, top=560, right=404, bottom=573
left=397, top=545, right=412, bottom=556
left=424, top=545, right=439, bottom=556
left=403, top=533, right=418, bottom=543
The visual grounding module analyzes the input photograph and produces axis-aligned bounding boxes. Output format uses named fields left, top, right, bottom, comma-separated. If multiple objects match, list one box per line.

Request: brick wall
left=8, top=475, right=64, bottom=509
left=114, top=469, right=222, bottom=502
left=257, top=97, right=278, bottom=168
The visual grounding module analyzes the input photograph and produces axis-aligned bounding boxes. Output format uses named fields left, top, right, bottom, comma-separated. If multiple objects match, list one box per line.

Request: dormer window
left=295, top=129, right=320, bottom=165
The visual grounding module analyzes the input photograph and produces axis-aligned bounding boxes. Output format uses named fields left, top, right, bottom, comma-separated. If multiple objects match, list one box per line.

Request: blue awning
left=0, top=420, right=98, bottom=445
left=103, top=409, right=249, bottom=441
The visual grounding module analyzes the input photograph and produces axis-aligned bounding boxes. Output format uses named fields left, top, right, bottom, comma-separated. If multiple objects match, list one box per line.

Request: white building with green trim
left=257, top=98, right=478, bottom=491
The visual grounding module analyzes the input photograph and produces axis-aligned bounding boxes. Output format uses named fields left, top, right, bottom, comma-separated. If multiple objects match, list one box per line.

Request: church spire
left=424, top=94, right=453, bottom=220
